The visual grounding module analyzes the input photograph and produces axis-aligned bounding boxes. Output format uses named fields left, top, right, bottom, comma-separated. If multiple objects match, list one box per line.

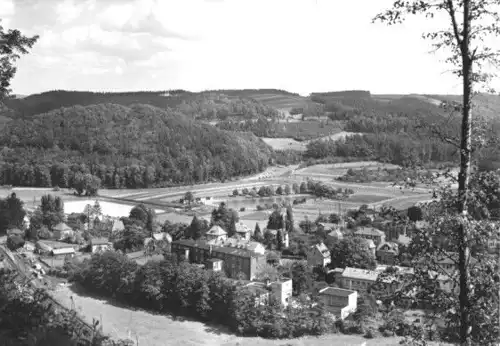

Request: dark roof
left=355, top=227, right=385, bottom=237
left=173, top=239, right=265, bottom=258
left=319, top=287, right=356, bottom=297
left=91, top=238, right=111, bottom=245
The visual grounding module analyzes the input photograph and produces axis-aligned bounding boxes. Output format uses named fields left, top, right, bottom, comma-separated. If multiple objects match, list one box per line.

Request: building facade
left=171, top=239, right=266, bottom=280
left=307, top=242, right=331, bottom=267
left=318, top=287, right=358, bottom=320
left=355, top=227, right=386, bottom=247
left=339, top=267, right=379, bottom=292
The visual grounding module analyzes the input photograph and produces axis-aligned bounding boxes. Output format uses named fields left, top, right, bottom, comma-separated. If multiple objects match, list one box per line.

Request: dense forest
left=0, top=103, right=274, bottom=188
left=1, top=90, right=281, bottom=121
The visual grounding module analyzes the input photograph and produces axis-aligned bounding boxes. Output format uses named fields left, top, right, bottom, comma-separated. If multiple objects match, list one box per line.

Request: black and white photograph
left=0, top=0, right=499, bottom=345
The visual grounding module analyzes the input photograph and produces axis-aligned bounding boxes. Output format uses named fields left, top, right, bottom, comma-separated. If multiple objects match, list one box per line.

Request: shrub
left=240, top=207, right=246, bottom=212
left=70, top=251, right=337, bottom=339
left=53, top=186, right=61, bottom=191
left=365, top=329, right=375, bottom=339
left=383, top=329, right=395, bottom=337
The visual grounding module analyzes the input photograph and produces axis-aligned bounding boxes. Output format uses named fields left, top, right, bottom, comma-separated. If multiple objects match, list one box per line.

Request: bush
left=365, top=329, right=375, bottom=339
left=240, top=207, right=246, bottom=212
left=53, top=186, right=61, bottom=191
left=256, top=205, right=264, bottom=211
left=71, top=251, right=337, bottom=339
left=383, top=329, right=395, bottom=337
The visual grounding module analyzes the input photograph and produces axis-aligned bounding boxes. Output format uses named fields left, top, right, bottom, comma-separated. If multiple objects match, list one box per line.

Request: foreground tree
left=0, top=22, right=39, bottom=99
left=0, top=193, right=25, bottom=235
left=374, top=1, right=500, bottom=344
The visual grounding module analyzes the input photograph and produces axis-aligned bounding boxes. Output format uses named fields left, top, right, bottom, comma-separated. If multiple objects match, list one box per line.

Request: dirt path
left=49, top=285, right=404, bottom=346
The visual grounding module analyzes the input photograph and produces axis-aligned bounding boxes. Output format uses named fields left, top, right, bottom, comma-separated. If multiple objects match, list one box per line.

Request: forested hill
left=0, top=103, right=273, bottom=188
left=1, top=89, right=282, bottom=120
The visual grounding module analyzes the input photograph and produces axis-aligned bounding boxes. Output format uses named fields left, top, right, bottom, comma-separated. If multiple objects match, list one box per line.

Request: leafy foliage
left=0, top=192, right=26, bottom=235
left=0, top=103, right=273, bottom=187
left=70, top=251, right=336, bottom=339
left=328, top=236, right=377, bottom=270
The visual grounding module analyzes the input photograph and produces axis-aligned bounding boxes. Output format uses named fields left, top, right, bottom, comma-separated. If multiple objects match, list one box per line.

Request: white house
left=340, top=267, right=380, bottom=292
left=307, top=242, right=331, bottom=267
left=318, top=287, right=358, bottom=320
left=90, top=238, right=112, bottom=253
left=206, top=225, right=227, bottom=243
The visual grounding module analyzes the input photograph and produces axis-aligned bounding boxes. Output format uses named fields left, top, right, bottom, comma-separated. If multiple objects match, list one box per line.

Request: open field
left=248, top=93, right=308, bottom=111
left=50, top=284, right=409, bottom=346
left=65, top=200, right=166, bottom=217
left=261, top=137, right=306, bottom=151
left=261, top=131, right=359, bottom=152
left=294, top=161, right=402, bottom=178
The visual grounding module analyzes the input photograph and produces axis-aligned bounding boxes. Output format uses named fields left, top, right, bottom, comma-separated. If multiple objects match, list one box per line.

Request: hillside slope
left=0, top=103, right=273, bottom=188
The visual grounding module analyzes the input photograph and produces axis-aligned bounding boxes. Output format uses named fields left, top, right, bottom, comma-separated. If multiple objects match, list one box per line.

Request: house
left=245, top=241, right=265, bottom=255
left=376, top=242, right=399, bottom=265
left=23, top=241, right=36, bottom=252
left=318, top=287, right=358, bottom=320
left=307, top=242, right=331, bottom=267
left=264, top=229, right=290, bottom=248
left=364, top=239, right=376, bottom=257
left=35, top=240, right=79, bottom=255
left=244, top=279, right=293, bottom=307
left=52, top=222, right=74, bottom=240
left=7, top=228, right=24, bottom=237
left=51, top=247, right=75, bottom=258
left=241, top=283, right=271, bottom=307
left=171, top=239, right=267, bottom=280
left=111, top=219, right=125, bottom=233
left=326, top=229, right=343, bottom=242
left=355, top=227, right=386, bottom=246
left=206, top=225, right=228, bottom=243
left=317, top=223, right=338, bottom=232
left=339, top=267, right=380, bottom=292
left=487, top=238, right=500, bottom=254
left=205, top=258, right=224, bottom=272
left=235, top=222, right=251, bottom=240
left=90, top=238, right=112, bottom=253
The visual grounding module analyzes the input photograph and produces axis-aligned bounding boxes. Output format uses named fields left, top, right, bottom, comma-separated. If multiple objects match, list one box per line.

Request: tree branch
left=446, top=0, right=463, bottom=52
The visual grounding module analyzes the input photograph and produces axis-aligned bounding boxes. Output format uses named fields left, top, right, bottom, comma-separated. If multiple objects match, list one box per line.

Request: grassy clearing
left=50, top=285, right=407, bottom=346
left=274, top=120, right=342, bottom=140
left=295, top=162, right=401, bottom=177
left=347, top=194, right=393, bottom=203
left=261, top=137, right=306, bottom=151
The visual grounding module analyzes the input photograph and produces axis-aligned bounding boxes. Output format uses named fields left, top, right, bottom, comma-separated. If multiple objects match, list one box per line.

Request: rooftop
left=355, top=227, right=385, bottom=237
left=319, top=287, right=357, bottom=297
left=53, top=223, right=72, bottom=232
left=318, top=223, right=337, bottom=230
left=91, top=238, right=111, bottom=246
left=52, top=248, right=75, bottom=255
left=207, top=225, right=227, bottom=236
left=312, top=243, right=331, bottom=258
left=37, top=240, right=76, bottom=249
left=235, top=222, right=250, bottom=233
left=341, top=267, right=379, bottom=281
left=173, top=239, right=265, bottom=258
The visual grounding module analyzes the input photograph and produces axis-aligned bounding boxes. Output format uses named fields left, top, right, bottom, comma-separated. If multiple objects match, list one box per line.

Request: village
left=2, top=186, right=493, bottom=331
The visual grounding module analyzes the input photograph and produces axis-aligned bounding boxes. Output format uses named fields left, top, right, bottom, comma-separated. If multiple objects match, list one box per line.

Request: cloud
left=55, top=0, right=85, bottom=24
left=120, top=13, right=190, bottom=39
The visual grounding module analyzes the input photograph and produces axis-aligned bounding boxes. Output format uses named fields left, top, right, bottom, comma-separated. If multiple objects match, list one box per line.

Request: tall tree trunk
left=458, top=1, right=472, bottom=344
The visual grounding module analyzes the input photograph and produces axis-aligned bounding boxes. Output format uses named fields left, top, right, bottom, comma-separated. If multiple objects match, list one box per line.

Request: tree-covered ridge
left=0, top=103, right=273, bottom=187
left=1, top=89, right=292, bottom=120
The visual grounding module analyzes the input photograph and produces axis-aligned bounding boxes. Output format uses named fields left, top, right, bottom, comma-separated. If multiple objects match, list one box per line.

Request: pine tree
left=253, top=223, right=263, bottom=241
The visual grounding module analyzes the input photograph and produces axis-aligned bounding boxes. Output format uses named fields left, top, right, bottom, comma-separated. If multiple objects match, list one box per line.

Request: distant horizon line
left=10, top=88, right=478, bottom=99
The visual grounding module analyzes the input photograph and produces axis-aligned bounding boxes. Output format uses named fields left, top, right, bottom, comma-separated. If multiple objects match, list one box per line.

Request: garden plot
left=64, top=200, right=165, bottom=218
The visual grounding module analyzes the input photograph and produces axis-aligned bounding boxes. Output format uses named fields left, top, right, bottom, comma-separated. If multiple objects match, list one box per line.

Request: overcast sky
left=1, top=0, right=499, bottom=96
